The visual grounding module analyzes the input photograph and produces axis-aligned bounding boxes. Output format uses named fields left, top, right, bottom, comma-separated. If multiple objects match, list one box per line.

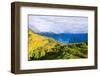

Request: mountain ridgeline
left=38, top=32, right=88, bottom=43
left=28, top=29, right=88, bottom=60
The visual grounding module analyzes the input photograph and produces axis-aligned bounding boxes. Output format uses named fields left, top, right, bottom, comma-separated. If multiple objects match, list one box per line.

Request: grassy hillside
left=28, top=29, right=88, bottom=61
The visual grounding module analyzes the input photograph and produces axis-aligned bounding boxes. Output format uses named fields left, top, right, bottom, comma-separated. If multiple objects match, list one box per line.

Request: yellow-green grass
left=28, top=29, right=88, bottom=60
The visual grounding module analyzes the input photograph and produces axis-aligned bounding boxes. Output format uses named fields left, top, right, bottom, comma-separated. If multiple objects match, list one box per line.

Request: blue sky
left=28, top=15, right=88, bottom=34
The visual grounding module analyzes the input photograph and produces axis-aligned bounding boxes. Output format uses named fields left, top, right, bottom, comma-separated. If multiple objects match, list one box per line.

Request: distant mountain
left=38, top=32, right=88, bottom=43
left=28, top=29, right=88, bottom=60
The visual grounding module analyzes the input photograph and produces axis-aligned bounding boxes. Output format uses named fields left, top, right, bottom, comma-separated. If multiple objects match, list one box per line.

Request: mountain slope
left=28, top=29, right=88, bottom=60
left=28, top=29, right=61, bottom=60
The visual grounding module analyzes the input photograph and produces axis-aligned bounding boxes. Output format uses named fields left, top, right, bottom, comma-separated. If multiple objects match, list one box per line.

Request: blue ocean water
left=38, top=32, right=88, bottom=43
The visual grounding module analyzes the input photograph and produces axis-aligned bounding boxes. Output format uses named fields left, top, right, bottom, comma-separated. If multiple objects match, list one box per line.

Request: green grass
left=28, top=29, right=88, bottom=61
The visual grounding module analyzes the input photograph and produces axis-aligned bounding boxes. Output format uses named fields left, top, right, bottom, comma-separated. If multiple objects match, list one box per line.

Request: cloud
left=28, top=15, right=88, bottom=33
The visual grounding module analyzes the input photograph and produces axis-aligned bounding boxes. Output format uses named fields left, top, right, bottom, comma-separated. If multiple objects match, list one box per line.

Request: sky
left=28, top=15, right=88, bottom=34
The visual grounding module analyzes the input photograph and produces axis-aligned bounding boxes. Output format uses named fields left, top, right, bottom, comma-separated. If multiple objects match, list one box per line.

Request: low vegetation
left=28, top=29, right=88, bottom=61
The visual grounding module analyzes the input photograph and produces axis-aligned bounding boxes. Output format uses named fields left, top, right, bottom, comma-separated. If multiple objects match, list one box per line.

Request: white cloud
left=28, top=15, right=88, bottom=33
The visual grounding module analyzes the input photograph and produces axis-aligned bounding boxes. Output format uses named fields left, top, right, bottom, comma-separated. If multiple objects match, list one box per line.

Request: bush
left=29, top=42, right=88, bottom=60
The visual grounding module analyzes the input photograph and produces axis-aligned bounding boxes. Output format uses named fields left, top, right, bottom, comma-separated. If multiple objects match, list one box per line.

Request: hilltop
left=28, top=29, right=88, bottom=60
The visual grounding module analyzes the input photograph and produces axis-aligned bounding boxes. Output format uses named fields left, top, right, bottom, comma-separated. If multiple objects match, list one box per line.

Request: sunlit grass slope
left=28, top=29, right=88, bottom=60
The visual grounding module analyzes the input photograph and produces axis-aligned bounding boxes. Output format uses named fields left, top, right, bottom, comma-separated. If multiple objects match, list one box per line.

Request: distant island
left=28, top=29, right=88, bottom=61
